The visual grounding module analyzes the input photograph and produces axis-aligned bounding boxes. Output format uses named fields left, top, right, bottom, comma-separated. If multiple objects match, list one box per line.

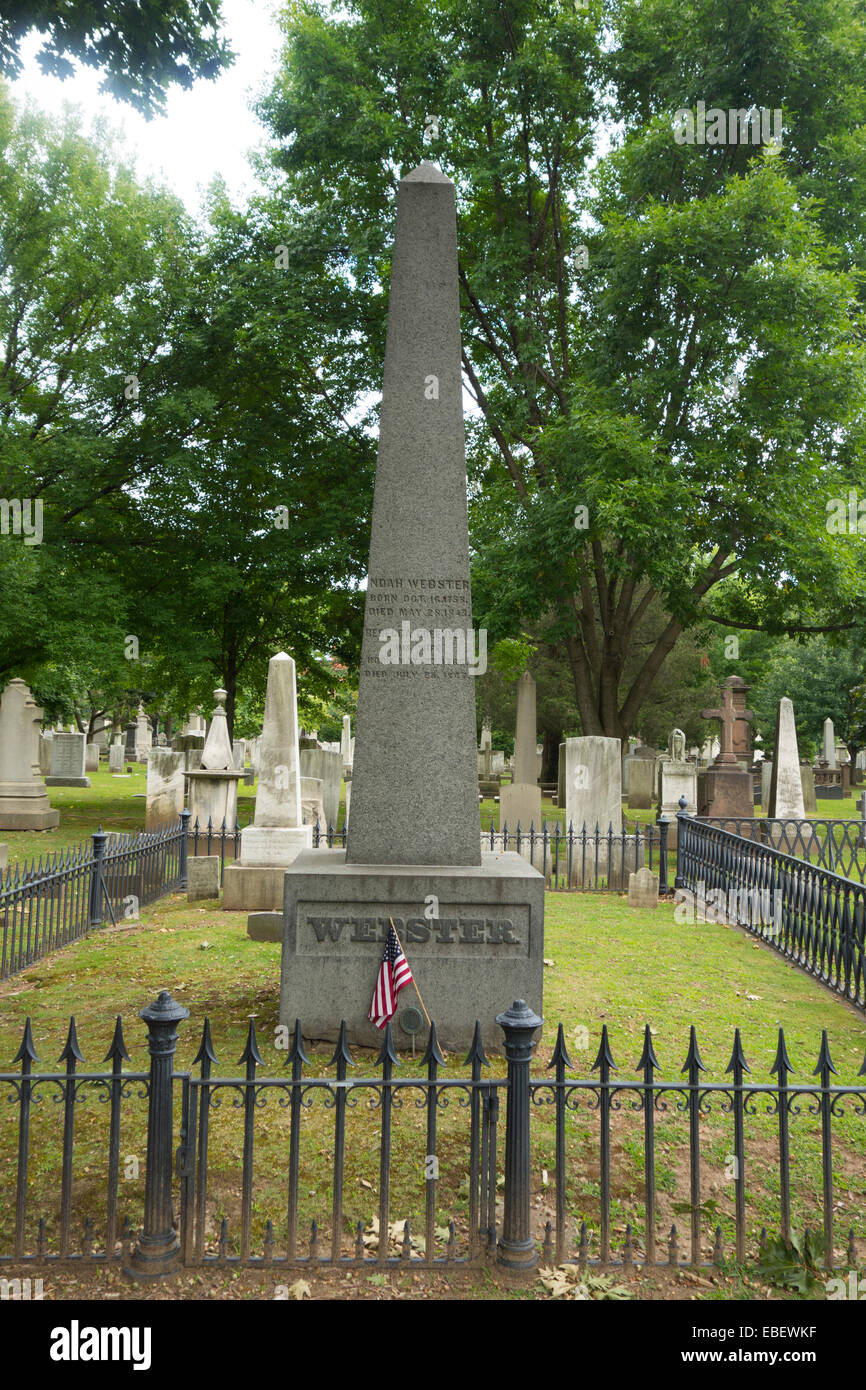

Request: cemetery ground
left=3, top=780, right=866, bottom=1300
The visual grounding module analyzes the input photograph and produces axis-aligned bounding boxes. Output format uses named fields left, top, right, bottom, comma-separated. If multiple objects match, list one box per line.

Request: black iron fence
left=0, top=816, right=190, bottom=980
left=481, top=819, right=670, bottom=892
left=699, top=815, right=866, bottom=886
left=2, top=994, right=864, bottom=1280
left=676, top=813, right=866, bottom=1010
left=311, top=817, right=671, bottom=893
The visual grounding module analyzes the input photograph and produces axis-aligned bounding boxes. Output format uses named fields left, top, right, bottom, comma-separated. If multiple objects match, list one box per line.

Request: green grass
left=2, top=765, right=260, bottom=867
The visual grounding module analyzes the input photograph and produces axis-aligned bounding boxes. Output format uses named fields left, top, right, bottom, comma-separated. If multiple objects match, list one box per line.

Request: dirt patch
left=1, top=1259, right=777, bottom=1302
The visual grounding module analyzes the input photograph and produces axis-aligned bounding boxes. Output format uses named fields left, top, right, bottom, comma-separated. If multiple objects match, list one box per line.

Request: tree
left=0, top=2, right=232, bottom=117
left=738, top=636, right=866, bottom=761
left=258, top=0, right=866, bottom=739
left=0, top=90, right=375, bottom=738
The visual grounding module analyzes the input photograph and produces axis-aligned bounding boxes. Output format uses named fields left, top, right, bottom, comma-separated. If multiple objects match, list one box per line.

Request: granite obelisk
left=279, top=162, right=544, bottom=1051
left=347, top=162, right=480, bottom=866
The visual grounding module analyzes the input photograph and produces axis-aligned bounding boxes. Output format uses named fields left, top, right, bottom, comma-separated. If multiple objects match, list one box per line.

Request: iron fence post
left=496, top=998, right=542, bottom=1274
left=125, top=991, right=189, bottom=1280
left=88, top=827, right=107, bottom=927
left=658, top=815, right=670, bottom=895
left=674, top=795, right=690, bottom=890
left=179, top=809, right=191, bottom=890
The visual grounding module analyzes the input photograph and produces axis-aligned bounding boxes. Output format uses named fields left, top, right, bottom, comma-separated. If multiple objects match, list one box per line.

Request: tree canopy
left=0, top=1, right=232, bottom=116
left=257, top=0, right=866, bottom=737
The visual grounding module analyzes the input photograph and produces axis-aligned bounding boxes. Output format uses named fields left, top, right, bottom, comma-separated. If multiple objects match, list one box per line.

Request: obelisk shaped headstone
left=346, top=162, right=480, bottom=866
left=823, top=717, right=837, bottom=768
left=768, top=698, right=806, bottom=818
left=254, top=652, right=303, bottom=829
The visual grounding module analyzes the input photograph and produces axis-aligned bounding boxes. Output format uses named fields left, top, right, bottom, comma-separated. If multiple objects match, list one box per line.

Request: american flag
left=369, top=921, right=414, bottom=1029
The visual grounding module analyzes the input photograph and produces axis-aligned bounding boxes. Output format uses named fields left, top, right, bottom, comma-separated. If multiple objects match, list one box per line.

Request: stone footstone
left=247, top=911, right=282, bottom=942
left=628, top=867, right=659, bottom=908
left=187, top=856, right=220, bottom=901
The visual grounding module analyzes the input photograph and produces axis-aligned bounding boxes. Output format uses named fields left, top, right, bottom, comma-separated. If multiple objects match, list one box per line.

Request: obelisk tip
left=401, top=160, right=452, bottom=185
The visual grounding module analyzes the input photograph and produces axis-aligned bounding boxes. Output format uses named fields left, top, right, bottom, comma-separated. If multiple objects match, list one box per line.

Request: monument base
left=280, top=849, right=544, bottom=1053
left=222, top=826, right=314, bottom=911
left=0, top=794, right=60, bottom=830
left=44, top=776, right=90, bottom=788
left=697, top=767, right=754, bottom=820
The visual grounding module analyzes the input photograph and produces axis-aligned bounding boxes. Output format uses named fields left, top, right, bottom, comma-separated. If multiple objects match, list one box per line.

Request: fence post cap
left=139, top=990, right=190, bottom=1027
left=495, top=999, right=543, bottom=1033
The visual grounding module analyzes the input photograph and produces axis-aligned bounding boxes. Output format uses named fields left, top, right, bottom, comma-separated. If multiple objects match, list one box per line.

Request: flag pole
left=389, top=917, right=432, bottom=1028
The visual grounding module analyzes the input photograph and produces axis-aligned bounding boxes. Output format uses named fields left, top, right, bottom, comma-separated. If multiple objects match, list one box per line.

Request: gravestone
left=109, top=744, right=125, bottom=774
left=698, top=677, right=754, bottom=822
left=85, top=743, right=99, bottom=773
left=628, top=757, right=654, bottom=810
left=500, top=671, right=542, bottom=838
left=340, top=715, right=354, bottom=776
left=145, top=748, right=185, bottom=831
left=298, top=747, right=342, bottom=830
left=655, top=752, right=671, bottom=804
left=628, top=867, right=659, bottom=909
left=45, top=732, right=90, bottom=788
left=658, top=743, right=697, bottom=833
left=761, top=760, right=773, bottom=809
left=186, top=690, right=243, bottom=830
left=823, top=718, right=837, bottom=768
left=557, top=741, right=566, bottom=808
left=135, top=704, right=152, bottom=762
left=224, top=652, right=313, bottom=912
left=800, top=763, right=818, bottom=815
left=38, top=733, right=52, bottom=776
left=564, top=737, right=623, bottom=833
left=563, top=736, right=640, bottom=885
left=300, top=776, right=326, bottom=831
left=0, top=679, right=60, bottom=829
left=767, top=697, right=806, bottom=823
left=187, top=856, right=220, bottom=901
left=279, top=162, right=544, bottom=1051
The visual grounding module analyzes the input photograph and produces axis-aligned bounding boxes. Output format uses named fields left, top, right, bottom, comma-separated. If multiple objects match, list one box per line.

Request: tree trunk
left=541, top=728, right=561, bottom=784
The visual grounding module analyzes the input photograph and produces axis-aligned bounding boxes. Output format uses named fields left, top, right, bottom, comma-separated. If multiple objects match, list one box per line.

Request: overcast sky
left=5, top=0, right=285, bottom=217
